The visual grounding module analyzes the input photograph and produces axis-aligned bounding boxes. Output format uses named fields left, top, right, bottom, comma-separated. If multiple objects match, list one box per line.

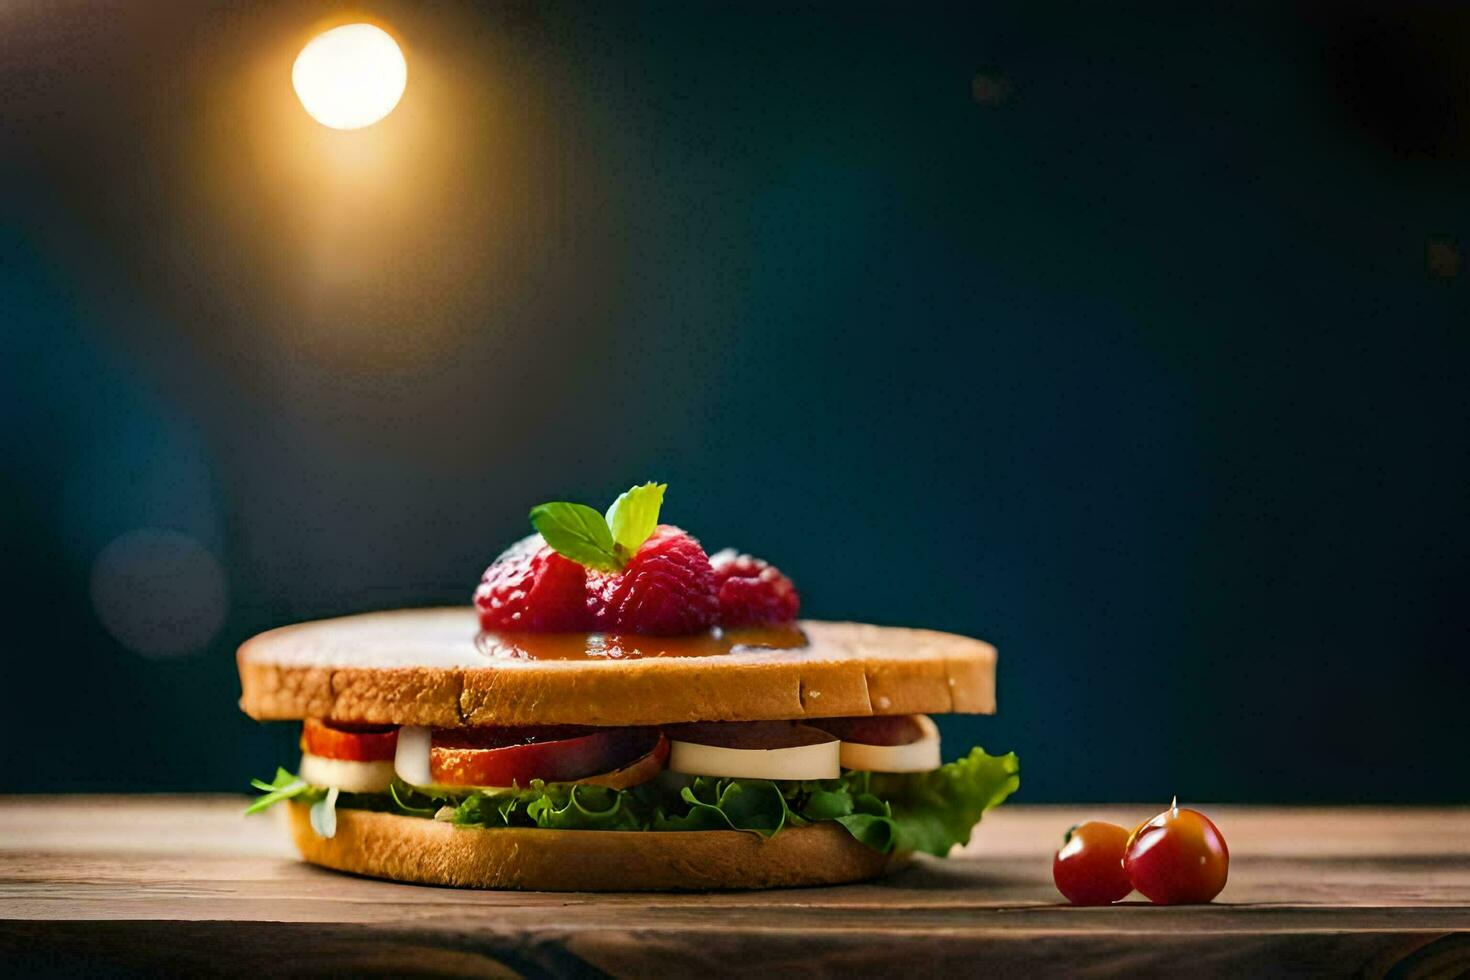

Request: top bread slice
left=237, top=608, right=996, bottom=728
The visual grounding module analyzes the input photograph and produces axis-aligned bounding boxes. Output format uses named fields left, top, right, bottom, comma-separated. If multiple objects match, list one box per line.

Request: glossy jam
left=475, top=624, right=808, bottom=661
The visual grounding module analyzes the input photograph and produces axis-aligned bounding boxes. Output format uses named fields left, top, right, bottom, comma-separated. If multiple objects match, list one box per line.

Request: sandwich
left=239, top=483, right=1018, bottom=890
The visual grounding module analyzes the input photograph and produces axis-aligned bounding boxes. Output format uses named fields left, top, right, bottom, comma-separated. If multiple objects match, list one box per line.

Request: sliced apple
left=575, top=735, right=670, bottom=789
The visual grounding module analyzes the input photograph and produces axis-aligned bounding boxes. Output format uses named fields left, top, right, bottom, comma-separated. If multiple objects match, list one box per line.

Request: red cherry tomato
left=1124, top=802, right=1229, bottom=904
left=429, top=726, right=659, bottom=787
left=1053, top=821, right=1133, bottom=905
left=301, top=718, right=398, bottom=762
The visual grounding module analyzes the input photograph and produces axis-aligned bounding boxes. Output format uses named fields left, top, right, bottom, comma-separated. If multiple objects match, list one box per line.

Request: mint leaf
left=529, top=501, right=622, bottom=572
left=605, top=482, right=666, bottom=559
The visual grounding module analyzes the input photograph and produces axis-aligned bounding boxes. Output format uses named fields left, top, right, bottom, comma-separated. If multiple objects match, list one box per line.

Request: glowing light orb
left=292, top=24, right=407, bottom=130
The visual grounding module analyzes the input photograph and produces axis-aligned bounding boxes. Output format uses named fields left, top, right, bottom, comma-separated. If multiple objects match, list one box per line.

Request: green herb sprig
left=528, top=482, right=667, bottom=572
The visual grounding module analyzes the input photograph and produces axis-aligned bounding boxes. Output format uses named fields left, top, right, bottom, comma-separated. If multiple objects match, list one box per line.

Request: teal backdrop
left=2, top=2, right=1466, bottom=801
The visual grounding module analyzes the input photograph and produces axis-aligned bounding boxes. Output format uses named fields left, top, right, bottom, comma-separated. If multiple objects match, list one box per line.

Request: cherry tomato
left=1053, top=821, right=1133, bottom=905
left=429, top=726, right=658, bottom=787
left=1124, top=802, right=1229, bottom=904
left=301, top=718, right=398, bottom=762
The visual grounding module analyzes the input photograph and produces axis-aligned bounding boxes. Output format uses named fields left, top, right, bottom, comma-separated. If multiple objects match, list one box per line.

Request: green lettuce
left=247, top=747, right=1020, bottom=856
left=840, top=748, right=1022, bottom=855
left=245, top=767, right=320, bottom=814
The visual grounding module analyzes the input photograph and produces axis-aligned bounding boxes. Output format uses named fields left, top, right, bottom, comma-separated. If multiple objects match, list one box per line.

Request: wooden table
left=1, top=798, right=1466, bottom=977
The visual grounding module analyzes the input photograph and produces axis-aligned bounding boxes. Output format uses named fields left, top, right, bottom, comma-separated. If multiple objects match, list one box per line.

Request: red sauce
left=475, top=624, right=808, bottom=661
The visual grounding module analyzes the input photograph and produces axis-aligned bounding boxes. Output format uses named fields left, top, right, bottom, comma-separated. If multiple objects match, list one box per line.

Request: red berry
left=474, top=535, right=590, bottom=632
left=709, top=549, right=800, bottom=626
left=590, top=525, right=718, bottom=634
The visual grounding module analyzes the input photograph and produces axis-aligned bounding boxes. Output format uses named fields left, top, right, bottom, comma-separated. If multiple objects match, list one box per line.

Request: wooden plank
left=2, top=798, right=1468, bottom=977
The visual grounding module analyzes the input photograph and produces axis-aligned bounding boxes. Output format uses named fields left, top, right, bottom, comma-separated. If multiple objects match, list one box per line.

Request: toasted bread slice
left=238, top=608, right=996, bottom=727
left=285, top=802, right=901, bottom=890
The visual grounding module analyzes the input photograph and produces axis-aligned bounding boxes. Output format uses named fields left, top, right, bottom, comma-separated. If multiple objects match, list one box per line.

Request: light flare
left=292, top=23, right=406, bottom=130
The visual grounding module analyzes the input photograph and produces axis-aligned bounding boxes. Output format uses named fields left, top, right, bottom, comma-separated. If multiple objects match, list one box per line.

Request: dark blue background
left=3, top=2, right=1466, bottom=801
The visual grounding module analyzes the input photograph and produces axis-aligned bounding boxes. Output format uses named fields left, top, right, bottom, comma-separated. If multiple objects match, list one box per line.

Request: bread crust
left=239, top=611, right=996, bottom=727
left=286, top=802, right=898, bottom=890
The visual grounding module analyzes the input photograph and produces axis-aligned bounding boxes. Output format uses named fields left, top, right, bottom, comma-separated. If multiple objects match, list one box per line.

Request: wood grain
left=2, top=798, right=1467, bottom=978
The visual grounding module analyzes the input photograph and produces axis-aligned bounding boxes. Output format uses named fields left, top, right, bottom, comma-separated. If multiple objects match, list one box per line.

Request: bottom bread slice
left=286, top=801, right=901, bottom=891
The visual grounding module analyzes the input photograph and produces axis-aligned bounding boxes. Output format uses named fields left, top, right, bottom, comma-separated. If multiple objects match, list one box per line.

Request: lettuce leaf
left=840, top=748, right=1021, bottom=855
left=448, top=782, right=648, bottom=831
left=652, top=776, right=805, bottom=835
left=244, top=767, right=320, bottom=815
left=245, top=747, right=1019, bottom=856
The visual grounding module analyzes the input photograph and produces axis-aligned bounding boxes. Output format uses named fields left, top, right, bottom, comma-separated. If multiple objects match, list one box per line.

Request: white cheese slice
left=668, top=738, right=840, bottom=780
left=298, top=753, right=395, bottom=793
left=838, top=714, right=941, bottom=772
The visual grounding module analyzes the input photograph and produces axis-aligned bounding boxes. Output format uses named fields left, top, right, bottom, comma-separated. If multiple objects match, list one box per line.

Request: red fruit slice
left=662, top=720, right=836, bottom=749
left=301, top=718, right=399, bottom=762
left=428, top=726, right=658, bottom=787
left=808, top=715, right=928, bottom=746
left=575, top=735, right=670, bottom=789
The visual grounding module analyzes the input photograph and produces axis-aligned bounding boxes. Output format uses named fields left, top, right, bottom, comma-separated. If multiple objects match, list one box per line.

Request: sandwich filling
left=244, top=484, right=1019, bottom=861
left=249, top=716, right=1019, bottom=856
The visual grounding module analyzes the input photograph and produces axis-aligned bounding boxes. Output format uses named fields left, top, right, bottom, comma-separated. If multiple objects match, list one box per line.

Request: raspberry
left=589, top=525, right=718, bottom=634
left=474, top=535, right=590, bottom=632
left=709, top=549, right=800, bottom=626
